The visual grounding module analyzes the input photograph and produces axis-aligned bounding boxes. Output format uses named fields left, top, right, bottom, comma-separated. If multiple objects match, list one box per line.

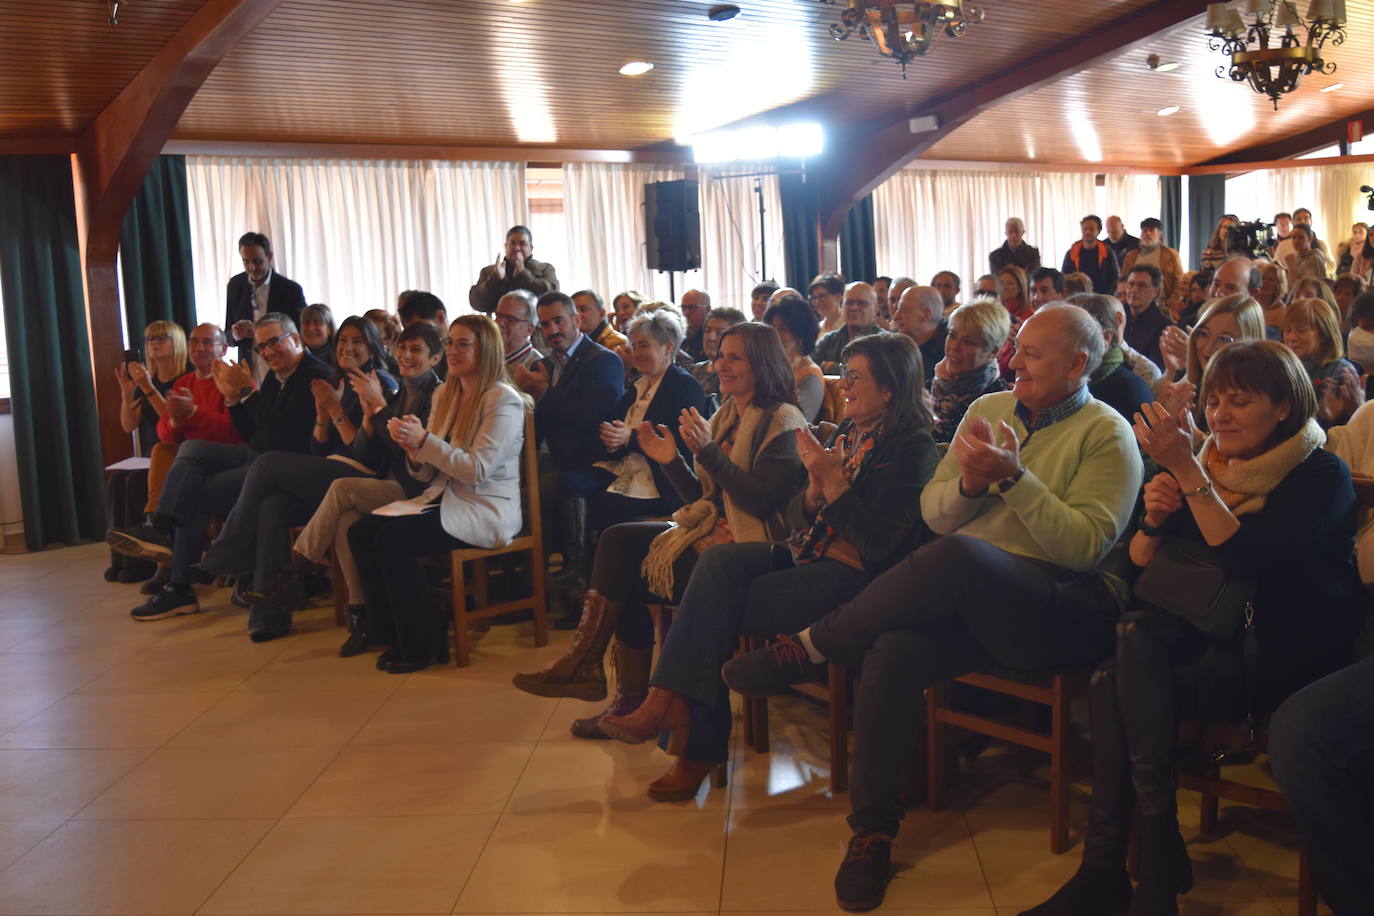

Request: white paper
left=105, top=457, right=152, bottom=472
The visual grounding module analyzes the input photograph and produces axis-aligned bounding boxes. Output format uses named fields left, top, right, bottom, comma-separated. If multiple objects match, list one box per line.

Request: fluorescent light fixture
left=619, top=60, right=654, bottom=76
left=1320, top=82, right=1344, bottom=92
left=691, top=122, right=824, bottom=163
left=1154, top=60, right=1180, bottom=72
left=1157, top=105, right=1180, bottom=116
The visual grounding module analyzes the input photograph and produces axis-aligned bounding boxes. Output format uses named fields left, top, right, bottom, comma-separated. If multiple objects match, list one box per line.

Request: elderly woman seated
left=929, top=298, right=1010, bottom=442
left=1027, top=340, right=1363, bottom=916
left=511, top=323, right=807, bottom=744
left=594, top=332, right=942, bottom=801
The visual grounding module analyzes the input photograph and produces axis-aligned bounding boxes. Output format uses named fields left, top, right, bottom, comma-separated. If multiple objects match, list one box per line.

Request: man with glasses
left=226, top=232, right=307, bottom=381
left=814, top=282, right=882, bottom=374
left=495, top=290, right=544, bottom=371
left=678, top=289, right=712, bottom=361
left=108, top=313, right=331, bottom=625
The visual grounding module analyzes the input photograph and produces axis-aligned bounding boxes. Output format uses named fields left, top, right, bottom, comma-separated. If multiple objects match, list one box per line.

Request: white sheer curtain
left=1225, top=163, right=1374, bottom=254
left=873, top=168, right=1163, bottom=290
left=561, top=162, right=685, bottom=305
left=185, top=157, right=527, bottom=324
left=698, top=165, right=784, bottom=312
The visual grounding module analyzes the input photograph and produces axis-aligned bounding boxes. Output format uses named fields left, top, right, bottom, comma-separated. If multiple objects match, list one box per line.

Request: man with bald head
left=891, top=285, right=948, bottom=376
left=723, top=303, right=1142, bottom=911
left=679, top=289, right=712, bottom=361
left=1209, top=256, right=1261, bottom=301
left=815, top=282, right=882, bottom=373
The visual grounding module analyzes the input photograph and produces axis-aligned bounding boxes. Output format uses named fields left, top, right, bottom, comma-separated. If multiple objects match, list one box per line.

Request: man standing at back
left=678, top=289, right=712, bottom=361
left=1103, top=216, right=1139, bottom=269
left=469, top=225, right=559, bottom=313
left=989, top=217, right=1041, bottom=275
left=226, top=232, right=306, bottom=379
left=1062, top=215, right=1120, bottom=294
left=1121, top=218, right=1184, bottom=302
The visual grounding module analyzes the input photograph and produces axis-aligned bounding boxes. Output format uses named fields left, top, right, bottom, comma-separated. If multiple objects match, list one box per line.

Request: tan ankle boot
left=570, top=642, right=652, bottom=739
left=598, top=686, right=692, bottom=754
left=511, top=590, right=620, bottom=701
left=646, top=757, right=725, bottom=802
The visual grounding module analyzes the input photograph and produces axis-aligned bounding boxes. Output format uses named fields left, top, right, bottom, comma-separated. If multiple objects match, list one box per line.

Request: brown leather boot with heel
left=647, top=757, right=727, bottom=802
left=570, top=641, right=652, bottom=739
left=511, top=590, right=620, bottom=701
left=598, top=686, right=692, bottom=755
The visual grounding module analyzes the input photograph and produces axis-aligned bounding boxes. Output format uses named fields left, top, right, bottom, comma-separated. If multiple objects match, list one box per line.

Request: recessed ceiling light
left=1156, top=105, right=1180, bottom=116
left=1321, top=82, right=1344, bottom=92
left=1146, top=53, right=1179, bottom=72
left=619, top=60, right=654, bottom=76
left=1154, top=61, right=1180, bottom=72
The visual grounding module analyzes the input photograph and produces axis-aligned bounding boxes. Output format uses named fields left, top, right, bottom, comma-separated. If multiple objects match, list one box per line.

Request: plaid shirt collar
left=1013, top=384, right=1090, bottom=439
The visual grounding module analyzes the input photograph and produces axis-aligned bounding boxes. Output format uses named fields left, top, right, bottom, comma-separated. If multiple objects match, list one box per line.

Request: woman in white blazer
left=348, top=315, right=529, bottom=673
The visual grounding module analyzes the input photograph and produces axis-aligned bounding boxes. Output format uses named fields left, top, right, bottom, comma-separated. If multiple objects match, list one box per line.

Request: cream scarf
left=640, top=398, right=805, bottom=597
left=1198, top=417, right=1324, bottom=517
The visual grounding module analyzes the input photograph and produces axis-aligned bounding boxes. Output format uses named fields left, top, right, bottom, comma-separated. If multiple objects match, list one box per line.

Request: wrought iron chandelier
left=1204, top=0, right=1347, bottom=109
left=822, top=0, right=986, bottom=78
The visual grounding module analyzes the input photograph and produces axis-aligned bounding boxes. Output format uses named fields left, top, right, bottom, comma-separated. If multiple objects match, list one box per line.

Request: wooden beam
left=1200, top=106, right=1374, bottom=166
left=1185, top=151, right=1374, bottom=176
left=0, top=137, right=77, bottom=155
left=72, top=0, right=286, bottom=465
left=813, top=0, right=1207, bottom=244
left=163, top=139, right=692, bottom=164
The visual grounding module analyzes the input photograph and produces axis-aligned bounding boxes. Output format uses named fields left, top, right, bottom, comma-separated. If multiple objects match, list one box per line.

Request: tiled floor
left=0, top=544, right=1326, bottom=915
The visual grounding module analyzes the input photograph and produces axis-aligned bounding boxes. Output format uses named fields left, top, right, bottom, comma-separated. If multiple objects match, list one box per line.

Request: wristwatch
left=994, top=466, right=1026, bottom=495
left=1182, top=483, right=1213, bottom=498
left=237, top=386, right=254, bottom=402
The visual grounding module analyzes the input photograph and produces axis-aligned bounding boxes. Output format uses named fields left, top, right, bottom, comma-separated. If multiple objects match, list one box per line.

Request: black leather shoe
left=1020, top=863, right=1133, bottom=916
left=248, top=626, right=291, bottom=643
left=721, top=634, right=825, bottom=697
left=376, top=649, right=399, bottom=671
left=834, top=833, right=893, bottom=912
left=104, top=565, right=121, bottom=582
left=339, top=608, right=370, bottom=658
left=382, top=656, right=436, bottom=674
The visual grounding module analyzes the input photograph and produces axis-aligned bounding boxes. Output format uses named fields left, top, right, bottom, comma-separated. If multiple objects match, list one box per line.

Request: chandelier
left=822, top=1, right=986, bottom=78
left=1204, top=0, right=1347, bottom=109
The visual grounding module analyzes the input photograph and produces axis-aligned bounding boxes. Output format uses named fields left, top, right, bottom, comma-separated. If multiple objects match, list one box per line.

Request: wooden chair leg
left=829, top=663, right=850, bottom=794
left=471, top=556, right=489, bottom=610
left=530, top=546, right=549, bottom=648
left=926, top=683, right=948, bottom=811
left=451, top=554, right=471, bottom=667
left=1297, top=849, right=1318, bottom=916
left=751, top=695, right=770, bottom=754
left=1049, top=675, right=1071, bottom=855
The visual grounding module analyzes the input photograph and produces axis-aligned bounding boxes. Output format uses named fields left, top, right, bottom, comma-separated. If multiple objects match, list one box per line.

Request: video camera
left=1361, top=185, right=1374, bottom=211
left=1226, top=220, right=1276, bottom=261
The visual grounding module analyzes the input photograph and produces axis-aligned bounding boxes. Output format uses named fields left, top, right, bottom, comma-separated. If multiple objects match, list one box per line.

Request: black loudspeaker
left=644, top=179, right=701, bottom=272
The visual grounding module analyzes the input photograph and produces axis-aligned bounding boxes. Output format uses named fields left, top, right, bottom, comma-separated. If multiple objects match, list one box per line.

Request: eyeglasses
left=253, top=335, right=286, bottom=354
left=840, top=367, right=868, bottom=385
left=444, top=339, right=476, bottom=352
left=144, top=334, right=170, bottom=344
left=493, top=313, right=528, bottom=326
left=1195, top=330, right=1236, bottom=346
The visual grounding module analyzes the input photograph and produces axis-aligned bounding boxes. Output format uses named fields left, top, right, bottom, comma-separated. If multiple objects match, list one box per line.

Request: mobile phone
left=122, top=348, right=140, bottom=366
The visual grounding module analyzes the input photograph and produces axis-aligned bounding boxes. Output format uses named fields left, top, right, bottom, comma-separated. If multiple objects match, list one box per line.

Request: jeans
left=651, top=542, right=870, bottom=763
left=807, top=535, right=1120, bottom=837
left=1270, top=655, right=1374, bottom=915
left=158, top=440, right=256, bottom=585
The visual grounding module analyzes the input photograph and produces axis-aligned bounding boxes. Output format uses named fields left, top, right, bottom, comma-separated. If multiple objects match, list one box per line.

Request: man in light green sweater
left=723, top=305, right=1144, bottom=912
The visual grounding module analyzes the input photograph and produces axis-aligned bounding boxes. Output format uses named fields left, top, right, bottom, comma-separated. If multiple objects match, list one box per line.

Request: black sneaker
left=720, top=633, right=825, bottom=697
left=107, top=524, right=173, bottom=563
left=1018, top=863, right=1133, bottom=916
left=834, top=833, right=893, bottom=912
left=131, top=585, right=199, bottom=621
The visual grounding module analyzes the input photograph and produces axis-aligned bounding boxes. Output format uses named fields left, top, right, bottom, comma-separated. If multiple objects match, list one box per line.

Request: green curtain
left=0, top=156, right=107, bottom=550
left=1188, top=174, right=1227, bottom=272
left=120, top=154, right=197, bottom=339
left=779, top=171, right=820, bottom=290
left=1161, top=176, right=1183, bottom=260
left=838, top=194, right=877, bottom=283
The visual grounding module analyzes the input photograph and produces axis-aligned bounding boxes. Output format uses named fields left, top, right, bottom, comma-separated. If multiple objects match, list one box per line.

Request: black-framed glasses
left=840, top=367, right=867, bottom=385
left=493, top=312, right=528, bottom=326
left=144, top=334, right=170, bottom=344
left=254, top=335, right=285, bottom=354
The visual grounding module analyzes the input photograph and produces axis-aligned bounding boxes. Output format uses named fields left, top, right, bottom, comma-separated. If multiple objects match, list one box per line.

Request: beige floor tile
left=0, top=618, right=59, bottom=651
left=235, top=642, right=417, bottom=693
left=1273, top=898, right=1335, bottom=915
left=288, top=742, right=534, bottom=817
left=507, top=737, right=728, bottom=815
left=76, top=639, right=283, bottom=693
left=78, top=746, right=339, bottom=819
left=0, top=818, right=273, bottom=915
left=3, top=614, right=168, bottom=653
left=965, top=800, right=1088, bottom=909
left=726, top=736, right=851, bottom=812
left=456, top=812, right=726, bottom=913
left=351, top=684, right=556, bottom=745
left=0, top=692, right=220, bottom=749
left=722, top=808, right=992, bottom=911
left=539, top=696, right=617, bottom=740
left=1178, top=902, right=1283, bottom=915
left=0, top=692, right=65, bottom=734
left=167, top=689, right=394, bottom=747
left=0, top=748, right=149, bottom=818
left=0, top=820, right=64, bottom=871
left=200, top=815, right=496, bottom=915
left=0, top=647, right=136, bottom=694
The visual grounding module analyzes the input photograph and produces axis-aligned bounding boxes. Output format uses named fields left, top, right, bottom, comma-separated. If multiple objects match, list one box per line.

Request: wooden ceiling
left=1, top=0, right=1371, bottom=168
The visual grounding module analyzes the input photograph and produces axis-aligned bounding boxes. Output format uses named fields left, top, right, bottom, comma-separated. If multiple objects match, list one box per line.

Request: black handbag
left=1133, top=536, right=1257, bottom=639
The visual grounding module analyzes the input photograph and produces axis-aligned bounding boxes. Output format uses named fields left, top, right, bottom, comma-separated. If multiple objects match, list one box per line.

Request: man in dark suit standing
left=226, top=232, right=307, bottom=378
left=512, top=291, right=625, bottom=623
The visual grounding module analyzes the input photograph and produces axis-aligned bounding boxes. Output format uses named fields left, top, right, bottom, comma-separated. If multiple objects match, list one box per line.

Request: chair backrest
left=517, top=409, right=540, bottom=536
left=820, top=376, right=845, bottom=424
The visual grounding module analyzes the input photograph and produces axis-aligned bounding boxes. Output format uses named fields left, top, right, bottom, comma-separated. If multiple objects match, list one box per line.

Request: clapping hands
left=952, top=415, right=1021, bottom=496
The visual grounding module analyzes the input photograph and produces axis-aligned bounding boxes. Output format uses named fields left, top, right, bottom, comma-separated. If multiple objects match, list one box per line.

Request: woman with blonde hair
left=1157, top=295, right=1266, bottom=439
left=107, top=320, right=187, bottom=583
left=1254, top=260, right=1289, bottom=330
left=348, top=314, right=528, bottom=672
left=612, top=290, right=647, bottom=334
left=1282, top=298, right=1356, bottom=420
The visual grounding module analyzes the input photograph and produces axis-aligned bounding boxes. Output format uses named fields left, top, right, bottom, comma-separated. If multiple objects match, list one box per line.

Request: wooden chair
left=444, top=411, right=549, bottom=666
left=926, top=669, right=1091, bottom=854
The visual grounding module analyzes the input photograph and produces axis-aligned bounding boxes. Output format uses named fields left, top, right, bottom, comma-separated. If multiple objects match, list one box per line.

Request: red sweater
left=155, top=371, right=242, bottom=445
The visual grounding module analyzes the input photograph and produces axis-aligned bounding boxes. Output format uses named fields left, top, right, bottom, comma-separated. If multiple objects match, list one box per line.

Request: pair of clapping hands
left=600, top=407, right=713, bottom=462
left=308, top=368, right=389, bottom=419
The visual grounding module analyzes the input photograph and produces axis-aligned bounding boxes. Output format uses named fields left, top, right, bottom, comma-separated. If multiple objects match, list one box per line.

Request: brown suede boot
left=598, top=686, right=693, bottom=755
left=647, top=757, right=722, bottom=802
left=571, top=642, right=652, bottom=739
left=511, top=590, right=620, bottom=701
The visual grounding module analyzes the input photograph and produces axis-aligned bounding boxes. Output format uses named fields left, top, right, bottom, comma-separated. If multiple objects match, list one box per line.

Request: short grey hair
left=256, top=312, right=298, bottom=335
left=498, top=289, right=538, bottom=324
left=1038, top=303, right=1104, bottom=381
left=1006, top=217, right=1026, bottom=231
left=627, top=309, right=685, bottom=351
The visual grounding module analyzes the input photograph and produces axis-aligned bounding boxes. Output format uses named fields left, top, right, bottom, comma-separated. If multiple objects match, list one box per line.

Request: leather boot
left=339, top=607, right=370, bottom=657
left=1128, top=814, right=1192, bottom=916
left=571, top=642, right=652, bottom=739
left=511, top=590, right=619, bottom=701
left=647, top=758, right=720, bottom=802
left=598, top=686, right=692, bottom=755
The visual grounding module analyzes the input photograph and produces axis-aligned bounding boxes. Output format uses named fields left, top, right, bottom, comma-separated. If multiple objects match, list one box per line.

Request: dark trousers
left=201, top=451, right=366, bottom=601
left=159, top=440, right=256, bottom=585
left=1270, top=655, right=1374, bottom=915
left=349, top=511, right=468, bottom=663
left=106, top=469, right=152, bottom=575
left=588, top=521, right=699, bottom=649
left=807, top=535, right=1119, bottom=837
left=651, top=542, right=870, bottom=763
left=561, top=467, right=675, bottom=535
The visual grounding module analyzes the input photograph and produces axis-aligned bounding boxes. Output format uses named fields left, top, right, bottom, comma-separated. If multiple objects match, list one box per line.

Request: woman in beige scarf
left=1031, top=340, right=1363, bottom=916
left=512, top=324, right=808, bottom=735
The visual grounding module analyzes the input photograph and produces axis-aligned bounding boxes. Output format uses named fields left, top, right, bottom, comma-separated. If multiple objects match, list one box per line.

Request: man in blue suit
left=512, top=292, right=625, bottom=623
left=225, top=232, right=307, bottom=378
